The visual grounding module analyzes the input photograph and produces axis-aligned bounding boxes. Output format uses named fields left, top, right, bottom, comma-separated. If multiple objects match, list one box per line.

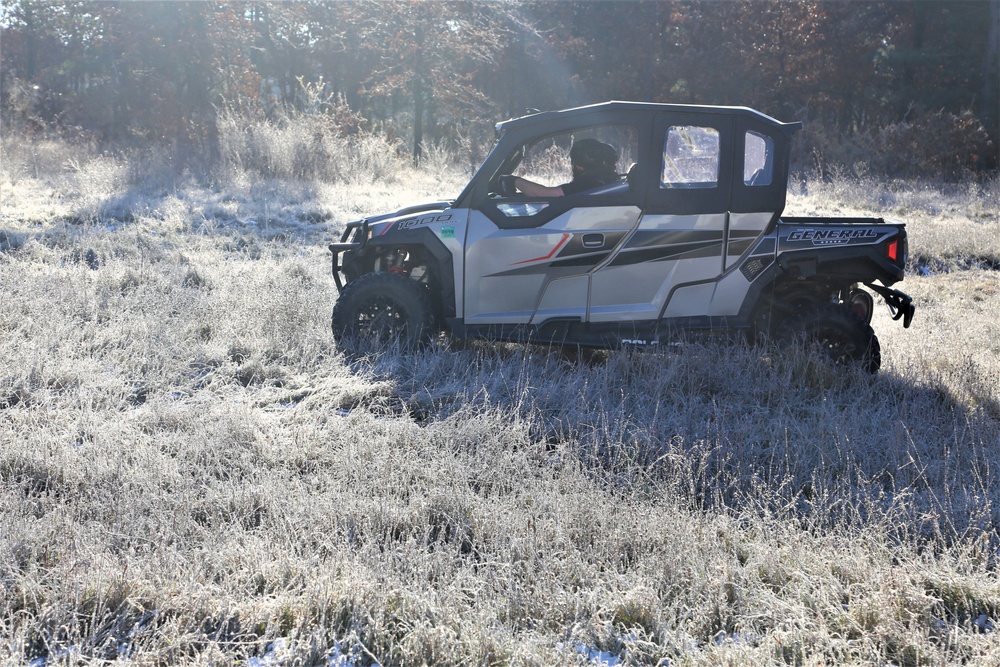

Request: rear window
left=744, top=131, right=774, bottom=186
left=661, top=126, right=719, bottom=189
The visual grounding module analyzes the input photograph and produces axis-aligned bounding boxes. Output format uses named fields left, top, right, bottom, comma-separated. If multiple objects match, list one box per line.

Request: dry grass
left=1, top=136, right=999, bottom=665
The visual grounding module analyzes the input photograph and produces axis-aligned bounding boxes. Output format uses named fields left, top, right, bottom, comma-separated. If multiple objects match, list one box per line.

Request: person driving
left=500, top=138, right=619, bottom=197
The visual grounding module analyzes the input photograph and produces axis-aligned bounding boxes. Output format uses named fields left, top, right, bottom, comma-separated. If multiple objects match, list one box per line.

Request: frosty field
left=1, top=141, right=999, bottom=665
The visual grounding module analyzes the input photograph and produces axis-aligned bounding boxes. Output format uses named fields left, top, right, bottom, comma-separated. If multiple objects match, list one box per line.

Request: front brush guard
left=865, top=282, right=915, bottom=328
left=329, top=220, right=369, bottom=291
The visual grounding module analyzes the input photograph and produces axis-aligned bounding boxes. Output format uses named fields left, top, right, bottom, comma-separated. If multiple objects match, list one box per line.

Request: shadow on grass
left=332, top=336, right=1000, bottom=558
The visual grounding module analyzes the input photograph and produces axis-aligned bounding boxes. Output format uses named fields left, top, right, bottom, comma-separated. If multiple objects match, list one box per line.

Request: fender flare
left=343, top=227, right=457, bottom=321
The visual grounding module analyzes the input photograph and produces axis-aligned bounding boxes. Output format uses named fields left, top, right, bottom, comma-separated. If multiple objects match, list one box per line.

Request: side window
left=744, top=131, right=774, bottom=186
left=513, top=124, right=638, bottom=195
left=661, top=126, right=719, bottom=189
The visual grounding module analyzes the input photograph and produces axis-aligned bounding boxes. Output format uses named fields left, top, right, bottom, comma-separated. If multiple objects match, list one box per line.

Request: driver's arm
left=512, top=176, right=564, bottom=197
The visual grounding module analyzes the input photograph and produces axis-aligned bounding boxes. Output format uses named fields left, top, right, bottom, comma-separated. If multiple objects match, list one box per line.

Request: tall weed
left=215, top=109, right=403, bottom=186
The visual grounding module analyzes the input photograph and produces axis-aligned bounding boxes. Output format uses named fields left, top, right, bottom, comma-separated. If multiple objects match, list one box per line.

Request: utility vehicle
left=329, top=102, right=914, bottom=371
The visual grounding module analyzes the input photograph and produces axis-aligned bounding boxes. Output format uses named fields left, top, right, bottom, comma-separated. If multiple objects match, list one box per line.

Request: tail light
left=887, top=239, right=899, bottom=262
left=887, top=234, right=908, bottom=268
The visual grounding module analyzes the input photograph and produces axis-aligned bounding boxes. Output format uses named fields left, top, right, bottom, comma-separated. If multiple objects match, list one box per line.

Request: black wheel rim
left=355, top=295, right=409, bottom=341
left=809, top=325, right=860, bottom=365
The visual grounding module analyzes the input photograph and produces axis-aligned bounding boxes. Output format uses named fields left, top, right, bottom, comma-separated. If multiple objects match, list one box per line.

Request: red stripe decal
left=512, top=233, right=571, bottom=265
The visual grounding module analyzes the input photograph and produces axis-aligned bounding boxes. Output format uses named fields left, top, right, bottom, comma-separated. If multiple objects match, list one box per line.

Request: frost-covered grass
left=1, top=136, right=999, bottom=665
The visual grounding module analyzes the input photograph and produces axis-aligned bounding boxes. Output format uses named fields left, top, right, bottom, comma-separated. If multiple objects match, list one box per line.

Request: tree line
left=2, top=0, right=998, bottom=176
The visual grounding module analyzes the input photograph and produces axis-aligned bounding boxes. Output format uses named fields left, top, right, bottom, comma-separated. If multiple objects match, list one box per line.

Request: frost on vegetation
left=3, top=120, right=469, bottom=242
left=216, top=108, right=407, bottom=186
left=786, top=172, right=1000, bottom=221
left=171, top=637, right=379, bottom=667
left=556, top=640, right=621, bottom=666
left=3, top=130, right=1000, bottom=666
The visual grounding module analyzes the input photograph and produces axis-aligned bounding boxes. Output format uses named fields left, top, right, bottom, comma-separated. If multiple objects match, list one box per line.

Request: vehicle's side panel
left=463, top=206, right=642, bottom=325
left=725, top=212, right=776, bottom=269
left=588, top=212, right=727, bottom=322
left=532, top=275, right=591, bottom=324
left=707, top=270, right=757, bottom=317
left=445, top=210, right=470, bottom=318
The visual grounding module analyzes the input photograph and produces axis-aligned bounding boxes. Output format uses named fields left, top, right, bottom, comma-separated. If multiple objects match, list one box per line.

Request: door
left=463, top=122, right=645, bottom=326
left=589, top=113, right=735, bottom=323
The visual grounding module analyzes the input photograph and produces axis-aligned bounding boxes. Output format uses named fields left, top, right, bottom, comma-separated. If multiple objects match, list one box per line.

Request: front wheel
left=780, top=303, right=882, bottom=373
left=332, top=272, right=436, bottom=352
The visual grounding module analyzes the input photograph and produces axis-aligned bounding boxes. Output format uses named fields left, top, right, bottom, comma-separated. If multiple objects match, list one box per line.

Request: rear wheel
left=332, top=272, right=436, bottom=352
left=781, top=302, right=881, bottom=373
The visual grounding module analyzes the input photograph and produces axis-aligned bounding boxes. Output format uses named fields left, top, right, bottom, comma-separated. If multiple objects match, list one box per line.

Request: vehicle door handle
left=582, top=233, right=605, bottom=249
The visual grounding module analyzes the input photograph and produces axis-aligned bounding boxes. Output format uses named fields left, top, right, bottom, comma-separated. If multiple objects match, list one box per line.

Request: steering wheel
left=495, top=174, right=518, bottom=198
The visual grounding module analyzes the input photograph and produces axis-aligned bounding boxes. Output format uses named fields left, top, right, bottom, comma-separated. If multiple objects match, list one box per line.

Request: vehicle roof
left=495, top=100, right=802, bottom=135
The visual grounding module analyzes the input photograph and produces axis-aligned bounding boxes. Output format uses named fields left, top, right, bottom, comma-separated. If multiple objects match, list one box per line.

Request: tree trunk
left=413, top=75, right=424, bottom=166
left=984, top=0, right=1000, bottom=168
left=412, top=25, right=425, bottom=167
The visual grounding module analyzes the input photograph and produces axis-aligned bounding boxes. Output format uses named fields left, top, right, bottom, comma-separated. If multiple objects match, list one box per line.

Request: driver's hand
left=498, top=175, right=518, bottom=197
